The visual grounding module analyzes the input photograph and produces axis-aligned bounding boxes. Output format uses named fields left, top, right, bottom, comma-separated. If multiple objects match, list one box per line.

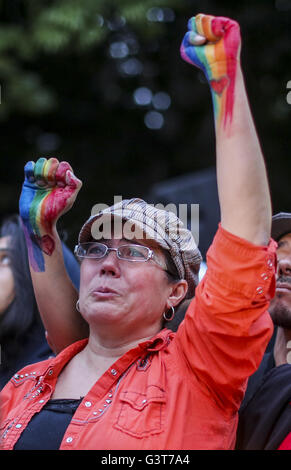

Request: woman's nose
left=99, top=250, right=121, bottom=277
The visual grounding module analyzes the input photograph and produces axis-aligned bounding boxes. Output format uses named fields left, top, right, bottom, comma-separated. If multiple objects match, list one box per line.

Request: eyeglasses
left=74, top=242, right=167, bottom=270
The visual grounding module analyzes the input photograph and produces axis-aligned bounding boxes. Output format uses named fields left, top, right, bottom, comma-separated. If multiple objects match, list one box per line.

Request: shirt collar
left=39, top=328, right=174, bottom=382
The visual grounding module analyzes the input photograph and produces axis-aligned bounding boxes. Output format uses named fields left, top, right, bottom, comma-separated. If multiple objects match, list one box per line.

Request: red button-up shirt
left=0, top=226, right=276, bottom=450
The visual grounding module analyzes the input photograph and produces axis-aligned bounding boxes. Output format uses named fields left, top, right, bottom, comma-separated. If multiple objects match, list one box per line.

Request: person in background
left=0, top=214, right=80, bottom=390
left=0, top=13, right=276, bottom=450
left=236, top=212, right=291, bottom=450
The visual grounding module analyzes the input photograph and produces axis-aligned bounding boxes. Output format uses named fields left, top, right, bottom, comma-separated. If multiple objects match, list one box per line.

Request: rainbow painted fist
left=180, top=14, right=241, bottom=128
left=19, top=157, right=82, bottom=271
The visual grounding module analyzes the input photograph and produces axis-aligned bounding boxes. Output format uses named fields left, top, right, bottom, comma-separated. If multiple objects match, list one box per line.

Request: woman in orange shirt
left=0, top=13, right=275, bottom=450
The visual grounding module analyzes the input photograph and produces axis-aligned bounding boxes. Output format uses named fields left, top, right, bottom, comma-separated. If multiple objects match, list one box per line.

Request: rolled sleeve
left=205, top=224, right=277, bottom=306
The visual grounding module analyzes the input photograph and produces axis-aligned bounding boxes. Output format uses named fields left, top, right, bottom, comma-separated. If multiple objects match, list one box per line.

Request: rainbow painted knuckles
left=180, top=14, right=241, bottom=129
left=19, top=157, right=81, bottom=272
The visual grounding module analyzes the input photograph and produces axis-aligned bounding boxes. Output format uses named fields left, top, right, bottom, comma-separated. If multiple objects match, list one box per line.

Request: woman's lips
left=91, top=287, right=120, bottom=299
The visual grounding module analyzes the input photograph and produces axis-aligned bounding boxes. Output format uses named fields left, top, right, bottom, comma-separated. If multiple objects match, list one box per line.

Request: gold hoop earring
left=163, top=305, right=175, bottom=322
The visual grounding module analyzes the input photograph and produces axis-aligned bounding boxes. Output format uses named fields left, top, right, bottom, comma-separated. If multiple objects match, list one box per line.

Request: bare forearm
left=30, top=231, right=88, bottom=353
left=181, top=15, right=272, bottom=246
left=19, top=158, right=87, bottom=354
left=216, top=66, right=272, bottom=245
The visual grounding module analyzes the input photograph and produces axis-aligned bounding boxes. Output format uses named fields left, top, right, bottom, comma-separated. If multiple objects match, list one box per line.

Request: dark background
left=0, top=0, right=290, bottom=259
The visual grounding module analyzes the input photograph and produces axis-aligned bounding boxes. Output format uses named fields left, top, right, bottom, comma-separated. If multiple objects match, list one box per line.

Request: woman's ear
left=166, top=279, right=188, bottom=309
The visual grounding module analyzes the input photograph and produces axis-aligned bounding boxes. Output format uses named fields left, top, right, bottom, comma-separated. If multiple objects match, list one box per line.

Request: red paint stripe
left=223, top=26, right=240, bottom=128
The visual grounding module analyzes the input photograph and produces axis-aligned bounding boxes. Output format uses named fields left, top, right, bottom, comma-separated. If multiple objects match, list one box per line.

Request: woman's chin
left=81, top=302, right=124, bottom=324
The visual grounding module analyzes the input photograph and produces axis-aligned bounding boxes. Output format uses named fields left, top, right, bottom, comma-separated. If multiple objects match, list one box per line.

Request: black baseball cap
left=271, top=212, right=291, bottom=241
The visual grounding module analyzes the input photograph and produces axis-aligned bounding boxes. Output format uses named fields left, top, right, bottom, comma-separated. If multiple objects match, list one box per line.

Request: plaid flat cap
left=78, top=198, right=202, bottom=298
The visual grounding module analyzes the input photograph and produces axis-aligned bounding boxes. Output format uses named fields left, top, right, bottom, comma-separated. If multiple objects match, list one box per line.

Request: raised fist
left=19, top=157, right=82, bottom=271
left=180, top=14, right=241, bottom=128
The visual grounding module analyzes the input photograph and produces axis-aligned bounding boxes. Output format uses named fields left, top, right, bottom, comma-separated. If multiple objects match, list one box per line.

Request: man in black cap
left=268, top=213, right=291, bottom=363
left=236, top=212, right=291, bottom=450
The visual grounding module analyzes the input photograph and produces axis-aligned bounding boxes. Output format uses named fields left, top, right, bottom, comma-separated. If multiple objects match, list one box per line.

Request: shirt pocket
left=113, top=385, right=166, bottom=438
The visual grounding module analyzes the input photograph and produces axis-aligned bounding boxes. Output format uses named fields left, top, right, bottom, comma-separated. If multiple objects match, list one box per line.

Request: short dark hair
left=163, top=249, right=180, bottom=283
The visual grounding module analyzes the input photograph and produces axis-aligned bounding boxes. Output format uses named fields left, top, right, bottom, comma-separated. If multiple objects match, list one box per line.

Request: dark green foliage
left=0, top=0, right=290, bottom=247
